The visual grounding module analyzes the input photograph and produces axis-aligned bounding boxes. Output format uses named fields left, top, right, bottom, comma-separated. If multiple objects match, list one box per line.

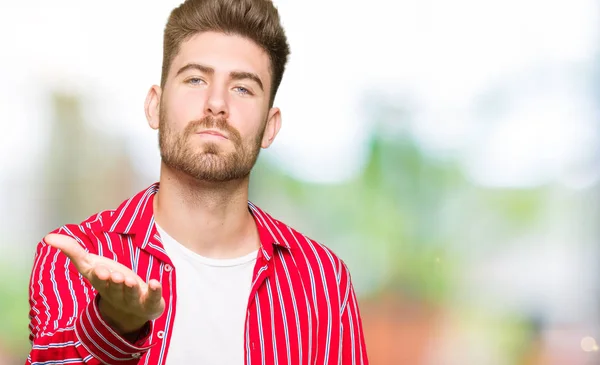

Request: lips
left=197, top=130, right=227, bottom=139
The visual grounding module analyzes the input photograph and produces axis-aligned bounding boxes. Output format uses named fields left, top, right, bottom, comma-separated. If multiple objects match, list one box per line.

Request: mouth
left=196, top=130, right=228, bottom=139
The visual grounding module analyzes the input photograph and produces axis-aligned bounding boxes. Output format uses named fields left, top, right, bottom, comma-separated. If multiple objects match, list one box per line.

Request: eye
left=233, top=86, right=252, bottom=96
left=186, top=77, right=205, bottom=86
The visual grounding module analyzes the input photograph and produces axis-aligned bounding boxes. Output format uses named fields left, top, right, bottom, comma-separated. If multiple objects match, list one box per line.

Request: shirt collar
left=106, top=182, right=291, bottom=257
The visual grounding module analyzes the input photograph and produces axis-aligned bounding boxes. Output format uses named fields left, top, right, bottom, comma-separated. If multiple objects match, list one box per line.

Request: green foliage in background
left=251, top=131, right=465, bottom=305
left=251, top=117, right=548, bottom=309
left=0, top=262, right=30, bottom=357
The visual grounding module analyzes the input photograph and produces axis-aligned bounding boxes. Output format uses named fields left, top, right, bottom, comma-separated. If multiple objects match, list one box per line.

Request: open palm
left=44, top=233, right=165, bottom=329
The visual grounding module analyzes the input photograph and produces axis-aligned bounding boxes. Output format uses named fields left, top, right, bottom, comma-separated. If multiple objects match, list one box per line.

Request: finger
left=123, top=276, right=141, bottom=304
left=105, top=276, right=126, bottom=306
left=110, top=271, right=125, bottom=285
left=106, top=270, right=127, bottom=301
left=144, top=280, right=164, bottom=319
left=146, top=280, right=163, bottom=305
left=44, top=234, right=89, bottom=271
left=89, top=265, right=111, bottom=292
left=124, top=275, right=138, bottom=288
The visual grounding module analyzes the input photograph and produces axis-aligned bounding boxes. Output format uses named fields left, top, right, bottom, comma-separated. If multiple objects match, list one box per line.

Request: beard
left=158, top=107, right=266, bottom=182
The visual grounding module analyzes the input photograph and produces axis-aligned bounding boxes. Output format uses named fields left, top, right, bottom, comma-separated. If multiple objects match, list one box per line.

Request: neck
left=153, top=162, right=260, bottom=259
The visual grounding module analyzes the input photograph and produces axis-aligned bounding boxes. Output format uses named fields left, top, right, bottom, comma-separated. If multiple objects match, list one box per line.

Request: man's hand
left=44, top=233, right=165, bottom=335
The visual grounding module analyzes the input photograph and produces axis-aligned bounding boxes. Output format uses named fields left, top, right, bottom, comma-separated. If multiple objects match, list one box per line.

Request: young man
left=26, top=0, right=368, bottom=364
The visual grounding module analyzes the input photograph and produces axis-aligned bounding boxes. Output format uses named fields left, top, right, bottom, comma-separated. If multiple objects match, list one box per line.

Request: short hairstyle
left=162, top=0, right=290, bottom=105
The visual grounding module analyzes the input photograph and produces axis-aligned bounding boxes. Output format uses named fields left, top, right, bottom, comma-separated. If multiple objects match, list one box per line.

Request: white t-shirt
left=156, top=224, right=257, bottom=365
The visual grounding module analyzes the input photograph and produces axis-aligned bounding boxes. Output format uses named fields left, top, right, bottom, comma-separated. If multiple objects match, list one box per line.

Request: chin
left=197, top=143, right=231, bottom=156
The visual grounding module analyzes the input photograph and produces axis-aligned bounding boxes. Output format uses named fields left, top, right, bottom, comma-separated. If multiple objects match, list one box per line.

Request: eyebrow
left=176, top=63, right=264, bottom=92
left=176, top=63, right=214, bottom=77
left=230, top=71, right=264, bottom=92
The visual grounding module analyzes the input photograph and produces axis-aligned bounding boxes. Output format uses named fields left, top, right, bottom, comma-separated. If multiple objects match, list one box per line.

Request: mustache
left=184, top=116, right=242, bottom=144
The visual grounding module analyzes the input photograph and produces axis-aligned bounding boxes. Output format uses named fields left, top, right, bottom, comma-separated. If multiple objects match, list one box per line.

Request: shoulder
left=289, top=223, right=344, bottom=270
left=39, top=183, right=159, bottom=250
left=262, top=212, right=357, bottom=309
left=252, top=204, right=350, bottom=286
left=38, top=209, right=118, bottom=254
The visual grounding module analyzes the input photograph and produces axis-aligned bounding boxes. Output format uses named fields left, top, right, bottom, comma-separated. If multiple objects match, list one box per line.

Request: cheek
left=166, top=90, right=205, bottom=127
left=229, top=102, right=268, bottom=137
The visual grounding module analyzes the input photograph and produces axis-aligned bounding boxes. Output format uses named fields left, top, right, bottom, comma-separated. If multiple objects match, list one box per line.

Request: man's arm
left=339, top=262, right=369, bottom=365
left=26, top=226, right=156, bottom=365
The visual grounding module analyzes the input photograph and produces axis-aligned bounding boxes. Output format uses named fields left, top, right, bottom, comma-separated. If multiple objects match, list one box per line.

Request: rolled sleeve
left=74, top=295, right=156, bottom=364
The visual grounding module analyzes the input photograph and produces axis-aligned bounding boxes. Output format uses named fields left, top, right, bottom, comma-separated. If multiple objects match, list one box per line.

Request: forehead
left=172, top=32, right=271, bottom=84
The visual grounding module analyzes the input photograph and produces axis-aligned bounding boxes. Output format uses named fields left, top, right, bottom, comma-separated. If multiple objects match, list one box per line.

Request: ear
left=145, top=85, right=162, bottom=130
left=261, top=107, right=282, bottom=148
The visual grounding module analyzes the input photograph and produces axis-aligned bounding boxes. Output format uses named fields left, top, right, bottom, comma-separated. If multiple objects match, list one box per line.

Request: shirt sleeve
left=339, top=262, right=369, bottom=365
left=26, top=227, right=155, bottom=365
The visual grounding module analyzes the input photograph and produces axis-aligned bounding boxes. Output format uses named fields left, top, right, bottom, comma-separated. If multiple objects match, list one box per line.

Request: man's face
left=156, top=31, right=278, bottom=182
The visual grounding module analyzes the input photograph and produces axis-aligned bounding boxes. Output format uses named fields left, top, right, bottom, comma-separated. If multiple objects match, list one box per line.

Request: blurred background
left=0, top=0, right=599, bottom=364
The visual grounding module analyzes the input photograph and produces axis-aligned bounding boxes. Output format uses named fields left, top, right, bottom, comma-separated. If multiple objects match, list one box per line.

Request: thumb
left=44, top=233, right=89, bottom=271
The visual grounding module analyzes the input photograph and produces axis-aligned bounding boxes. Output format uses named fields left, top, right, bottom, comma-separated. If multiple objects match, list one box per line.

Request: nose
left=204, top=85, right=229, bottom=118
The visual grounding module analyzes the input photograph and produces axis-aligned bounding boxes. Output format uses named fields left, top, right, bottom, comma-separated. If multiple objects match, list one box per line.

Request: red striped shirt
left=27, top=183, right=368, bottom=364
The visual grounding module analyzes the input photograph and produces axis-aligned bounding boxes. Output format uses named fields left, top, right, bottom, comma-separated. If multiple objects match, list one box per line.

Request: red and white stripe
left=27, top=183, right=368, bottom=364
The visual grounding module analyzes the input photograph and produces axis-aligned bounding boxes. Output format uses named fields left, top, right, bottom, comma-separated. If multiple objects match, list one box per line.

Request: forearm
left=27, top=325, right=91, bottom=364
left=29, top=233, right=154, bottom=364
left=28, top=296, right=153, bottom=365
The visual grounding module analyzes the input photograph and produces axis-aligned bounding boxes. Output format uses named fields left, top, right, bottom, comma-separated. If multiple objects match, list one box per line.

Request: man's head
left=145, top=0, right=290, bottom=182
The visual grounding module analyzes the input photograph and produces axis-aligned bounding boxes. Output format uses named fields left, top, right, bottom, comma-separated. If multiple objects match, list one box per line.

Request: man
left=26, top=0, right=368, bottom=364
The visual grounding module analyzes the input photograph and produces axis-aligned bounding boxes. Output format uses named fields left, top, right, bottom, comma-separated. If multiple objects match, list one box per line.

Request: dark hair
left=162, top=0, right=290, bottom=105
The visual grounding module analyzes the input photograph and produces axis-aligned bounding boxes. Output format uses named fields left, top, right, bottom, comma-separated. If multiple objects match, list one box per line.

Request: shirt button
left=131, top=353, right=141, bottom=359
left=164, top=264, right=173, bottom=272
left=157, top=330, right=165, bottom=339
